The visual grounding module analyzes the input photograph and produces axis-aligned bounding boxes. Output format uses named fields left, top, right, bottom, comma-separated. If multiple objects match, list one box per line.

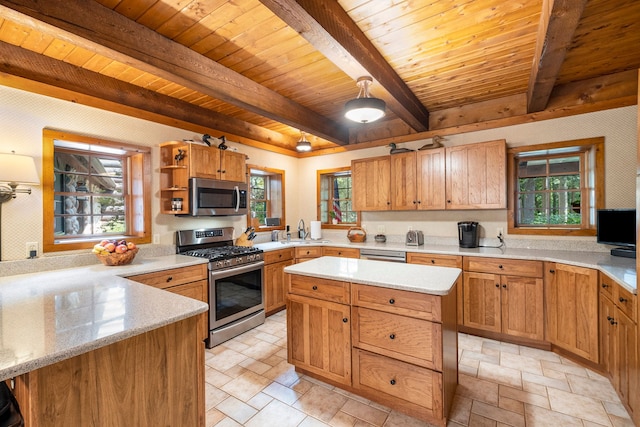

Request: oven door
left=209, top=261, right=264, bottom=330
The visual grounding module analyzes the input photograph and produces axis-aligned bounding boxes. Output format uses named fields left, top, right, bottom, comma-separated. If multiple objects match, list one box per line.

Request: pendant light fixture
left=296, top=131, right=311, bottom=152
left=344, top=76, right=386, bottom=123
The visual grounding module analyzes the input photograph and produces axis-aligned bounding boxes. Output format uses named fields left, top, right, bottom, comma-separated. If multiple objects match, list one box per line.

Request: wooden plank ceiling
left=0, top=0, right=638, bottom=156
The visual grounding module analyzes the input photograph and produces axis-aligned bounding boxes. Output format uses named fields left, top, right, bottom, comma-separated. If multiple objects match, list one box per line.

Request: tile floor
left=203, top=311, right=634, bottom=426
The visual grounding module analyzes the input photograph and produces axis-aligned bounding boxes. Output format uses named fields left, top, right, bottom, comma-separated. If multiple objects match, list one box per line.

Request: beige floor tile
left=471, top=400, right=525, bottom=427
left=498, top=352, right=543, bottom=375
left=521, top=381, right=548, bottom=397
left=214, top=417, right=243, bottom=426
left=382, top=410, right=436, bottom=426
left=604, top=400, right=634, bottom=419
left=241, top=339, right=281, bottom=361
left=566, top=373, right=619, bottom=402
left=205, top=365, right=234, bottom=387
left=477, top=361, right=522, bottom=388
left=293, top=384, right=349, bottom=422
left=299, top=416, right=332, bottom=427
left=207, top=347, right=249, bottom=372
left=262, top=380, right=303, bottom=405
left=518, top=346, right=562, bottom=362
left=244, top=399, right=307, bottom=427
left=547, top=387, right=612, bottom=426
left=340, top=398, right=388, bottom=426
left=205, top=381, right=230, bottom=409
left=459, top=349, right=500, bottom=365
left=216, top=396, right=258, bottom=424
left=245, top=391, right=273, bottom=410
left=329, top=410, right=358, bottom=426
left=457, top=374, right=499, bottom=405
left=521, top=371, right=570, bottom=391
left=263, top=359, right=304, bottom=386
left=498, top=385, right=550, bottom=409
left=608, top=414, right=636, bottom=427
left=497, top=396, right=524, bottom=415
left=468, top=412, right=498, bottom=426
left=458, top=333, right=485, bottom=353
left=238, top=357, right=272, bottom=375
left=482, top=339, right=520, bottom=355
left=206, top=407, right=226, bottom=427
left=221, top=369, right=272, bottom=401
left=448, top=395, right=472, bottom=425
left=540, top=359, right=590, bottom=377
left=524, top=404, right=583, bottom=426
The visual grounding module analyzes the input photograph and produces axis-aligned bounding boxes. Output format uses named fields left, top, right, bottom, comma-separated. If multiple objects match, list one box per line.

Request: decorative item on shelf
left=0, top=151, right=40, bottom=261
left=174, top=148, right=185, bottom=165
left=374, top=234, right=386, bottom=243
left=217, top=135, right=228, bottom=150
left=344, top=76, right=386, bottom=124
left=418, top=135, right=445, bottom=150
left=171, top=197, right=183, bottom=211
left=347, top=227, right=367, bottom=243
left=388, top=143, right=413, bottom=154
left=95, top=247, right=138, bottom=266
left=296, top=131, right=311, bottom=152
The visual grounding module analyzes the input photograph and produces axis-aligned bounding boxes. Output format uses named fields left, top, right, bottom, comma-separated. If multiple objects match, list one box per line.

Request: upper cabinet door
left=352, top=156, right=391, bottom=211
left=445, top=139, right=506, bottom=209
left=417, top=148, right=446, bottom=210
left=220, top=150, right=247, bottom=182
left=391, top=152, right=418, bottom=210
left=190, top=144, right=220, bottom=179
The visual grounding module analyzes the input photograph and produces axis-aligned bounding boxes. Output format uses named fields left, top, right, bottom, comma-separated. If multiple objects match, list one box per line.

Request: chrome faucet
left=297, top=219, right=306, bottom=239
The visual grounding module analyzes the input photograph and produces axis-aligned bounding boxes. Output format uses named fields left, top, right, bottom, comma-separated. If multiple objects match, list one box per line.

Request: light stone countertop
left=257, top=239, right=637, bottom=294
left=0, top=254, right=209, bottom=381
left=284, top=256, right=461, bottom=295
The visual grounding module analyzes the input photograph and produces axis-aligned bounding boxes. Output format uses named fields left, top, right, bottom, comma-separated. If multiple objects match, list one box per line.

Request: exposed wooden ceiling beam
left=0, top=0, right=349, bottom=145
left=0, top=41, right=298, bottom=148
left=260, top=0, right=430, bottom=132
left=527, top=0, right=588, bottom=112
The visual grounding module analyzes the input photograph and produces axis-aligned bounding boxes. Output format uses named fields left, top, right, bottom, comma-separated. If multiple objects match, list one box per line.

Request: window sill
left=508, top=227, right=596, bottom=236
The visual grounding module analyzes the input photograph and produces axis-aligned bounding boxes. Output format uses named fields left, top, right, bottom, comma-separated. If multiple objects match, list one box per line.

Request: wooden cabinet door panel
left=287, top=294, right=351, bottom=385
left=352, top=156, right=391, bottom=211
left=615, top=311, right=637, bottom=409
left=220, top=151, right=246, bottom=182
left=190, top=144, right=219, bottom=179
left=416, top=148, right=446, bottom=210
left=501, top=276, right=544, bottom=341
left=463, top=272, right=501, bottom=333
left=599, top=295, right=617, bottom=378
left=391, top=152, right=418, bottom=210
left=265, top=259, right=293, bottom=314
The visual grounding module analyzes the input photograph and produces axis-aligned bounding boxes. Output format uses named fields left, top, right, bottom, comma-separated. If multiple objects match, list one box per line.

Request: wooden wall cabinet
left=545, top=262, right=599, bottom=363
left=462, top=257, right=544, bottom=342
left=352, top=156, right=391, bottom=211
left=264, top=248, right=294, bottom=315
left=445, top=139, right=506, bottom=209
left=287, top=274, right=352, bottom=386
left=390, top=149, right=447, bottom=210
left=599, top=273, right=638, bottom=418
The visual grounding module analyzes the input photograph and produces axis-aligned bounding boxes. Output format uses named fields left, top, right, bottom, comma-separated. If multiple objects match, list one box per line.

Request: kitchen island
left=284, top=256, right=460, bottom=426
left=0, top=255, right=209, bottom=426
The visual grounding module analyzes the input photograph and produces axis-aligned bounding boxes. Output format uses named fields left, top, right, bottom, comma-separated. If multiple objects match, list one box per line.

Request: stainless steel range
left=176, top=227, right=264, bottom=348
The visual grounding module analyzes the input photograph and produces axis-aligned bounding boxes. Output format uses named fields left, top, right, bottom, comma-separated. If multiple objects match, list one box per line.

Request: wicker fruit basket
left=347, top=227, right=367, bottom=243
left=95, top=247, right=139, bottom=266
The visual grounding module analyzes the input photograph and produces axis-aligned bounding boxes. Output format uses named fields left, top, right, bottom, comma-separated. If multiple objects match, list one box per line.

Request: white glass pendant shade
left=344, top=76, right=386, bottom=124
left=296, top=131, right=312, bottom=152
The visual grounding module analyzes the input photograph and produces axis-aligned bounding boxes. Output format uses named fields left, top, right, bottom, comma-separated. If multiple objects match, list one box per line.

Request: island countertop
left=0, top=254, right=209, bottom=381
left=284, top=256, right=461, bottom=295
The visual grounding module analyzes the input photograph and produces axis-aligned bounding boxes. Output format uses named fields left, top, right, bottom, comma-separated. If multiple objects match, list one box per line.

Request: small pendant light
left=344, top=76, right=386, bottom=123
left=296, top=131, right=312, bottom=152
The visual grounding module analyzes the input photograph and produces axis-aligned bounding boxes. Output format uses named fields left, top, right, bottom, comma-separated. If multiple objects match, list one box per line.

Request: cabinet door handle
left=389, top=334, right=396, bottom=340
left=166, top=276, right=173, bottom=282
left=389, top=298, right=395, bottom=304
left=495, top=284, right=500, bottom=288
left=502, top=284, right=507, bottom=289
left=342, top=317, right=348, bottom=323
left=312, top=285, right=318, bottom=290
left=610, top=318, right=618, bottom=325
left=498, top=265, right=503, bottom=269
left=390, top=379, right=396, bottom=385
left=619, top=297, right=628, bottom=303
left=549, top=269, right=555, bottom=273
left=601, top=283, right=608, bottom=288
left=607, top=316, right=613, bottom=321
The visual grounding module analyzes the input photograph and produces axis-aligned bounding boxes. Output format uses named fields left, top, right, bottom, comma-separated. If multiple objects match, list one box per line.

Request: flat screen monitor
left=596, top=209, right=636, bottom=258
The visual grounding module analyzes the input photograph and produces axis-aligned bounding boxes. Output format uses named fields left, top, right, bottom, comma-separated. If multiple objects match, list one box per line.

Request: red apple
left=115, top=244, right=128, bottom=254
left=99, top=239, right=110, bottom=247
left=104, top=242, right=116, bottom=253
left=126, top=242, right=137, bottom=250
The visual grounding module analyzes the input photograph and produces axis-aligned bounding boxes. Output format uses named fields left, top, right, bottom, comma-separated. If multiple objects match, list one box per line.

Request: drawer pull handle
left=601, top=283, right=608, bottom=288
left=610, top=318, right=618, bottom=325
left=549, top=269, right=555, bottom=273
left=498, top=265, right=503, bottom=269
left=619, top=297, right=628, bottom=303
left=312, top=285, right=318, bottom=290
left=390, top=379, right=396, bottom=385
left=502, top=284, right=507, bottom=289
left=389, top=298, right=395, bottom=304
left=389, top=334, right=396, bottom=340
left=166, top=276, right=173, bottom=282
left=431, top=259, right=435, bottom=264
left=607, top=316, right=613, bottom=321
left=342, top=318, right=348, bottom=323
left=495, top=284, right=499, bottom=288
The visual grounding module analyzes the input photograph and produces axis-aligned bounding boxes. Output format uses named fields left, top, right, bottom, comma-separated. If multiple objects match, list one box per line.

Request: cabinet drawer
left=616, top=284, right=636, bottom=323
left=353, top=349, right=442, bottom=419
left=127, top=264, right=207, bottom=290
left=599, top=273, right=615, bottom=300
left=264, top=248, right=294, bottom=264
left=407, top=253, right=462, bottom=268
left=322, top=247, right=360, bottom=258
left=295, top=246, right=323, bottom=259
left=288, top=274, right=350, bottom=304
left=352, top=284, right=441, bottom=322
left=353, top=307, right=441, bottom=370
left=463, top=257, right=543, bottom=278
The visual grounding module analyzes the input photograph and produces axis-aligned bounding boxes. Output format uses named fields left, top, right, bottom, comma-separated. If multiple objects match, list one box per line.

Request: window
left=248, top=165, right=285, bottom=230
left=507, top=137, right=604, bottom=235
left=43, top=129, right=151, bottom=252
left=317, top=167, right=359, bottom=227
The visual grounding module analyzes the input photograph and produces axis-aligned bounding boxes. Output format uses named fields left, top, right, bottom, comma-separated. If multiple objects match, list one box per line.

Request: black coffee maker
left=458, top=221, right=479, bottom=248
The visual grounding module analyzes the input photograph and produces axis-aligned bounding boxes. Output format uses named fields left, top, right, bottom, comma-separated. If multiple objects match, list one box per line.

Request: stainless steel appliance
left=458, top=221, right=479, bottom=248
left=360, top=248, right=406, bottom=262
left=176, top=227, right=264, bottom=348
left=405, top=230, right=424, bottom=246
left=185, top=178, right=248, bottom=216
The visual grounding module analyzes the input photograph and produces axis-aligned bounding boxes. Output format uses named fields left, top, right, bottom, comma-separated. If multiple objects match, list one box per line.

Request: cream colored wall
left=0, top=84, right=636, bottom=260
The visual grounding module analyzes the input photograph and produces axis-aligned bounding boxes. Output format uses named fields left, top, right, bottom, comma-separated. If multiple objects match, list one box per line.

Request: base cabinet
left=264, top=248, right=294, bottom=315
left=545, top=262, right=599, bottom=363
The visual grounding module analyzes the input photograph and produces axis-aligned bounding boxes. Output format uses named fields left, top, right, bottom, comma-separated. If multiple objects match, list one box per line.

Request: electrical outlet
left=26, top=241, right=38, bottom=259
left=153, top=234, right=160, bottom=244
left=377, top=225, right=385, bottom=234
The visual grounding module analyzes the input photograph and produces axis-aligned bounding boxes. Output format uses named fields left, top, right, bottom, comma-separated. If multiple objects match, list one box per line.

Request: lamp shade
left=296, top=131, right=312, bottom=152
left=344, top=97, right=386, bottom=123
left=0, top=153, right=40, bottom=185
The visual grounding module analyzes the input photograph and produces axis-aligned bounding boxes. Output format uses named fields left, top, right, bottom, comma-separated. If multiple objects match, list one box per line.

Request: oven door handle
left=234, top=185, right=240, bottom=212
left=210, top=261, right=264, bottom=279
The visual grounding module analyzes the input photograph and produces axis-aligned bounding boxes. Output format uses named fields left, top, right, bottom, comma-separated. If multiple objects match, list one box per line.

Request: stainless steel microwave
left=185, top=177, right=248, bottom=216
